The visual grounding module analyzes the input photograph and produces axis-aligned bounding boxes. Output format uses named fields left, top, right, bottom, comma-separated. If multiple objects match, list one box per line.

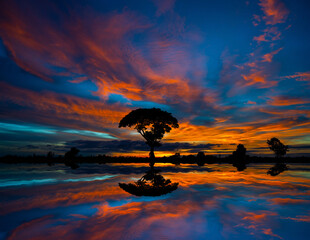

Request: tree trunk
left=149, top=146, right=155, bottom=169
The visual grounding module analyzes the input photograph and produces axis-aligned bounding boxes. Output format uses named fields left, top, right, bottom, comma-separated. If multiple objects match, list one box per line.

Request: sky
left=0, top=0, right=309, bottom=156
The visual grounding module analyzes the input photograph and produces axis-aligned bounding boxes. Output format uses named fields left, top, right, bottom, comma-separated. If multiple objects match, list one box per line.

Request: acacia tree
left=119, top=108, right=179, bottom=168
left=267, top=137, right=289, bottom=159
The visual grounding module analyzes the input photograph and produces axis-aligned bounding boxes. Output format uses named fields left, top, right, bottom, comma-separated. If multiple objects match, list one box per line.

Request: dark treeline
left=0, top=153, right=309, bottom=165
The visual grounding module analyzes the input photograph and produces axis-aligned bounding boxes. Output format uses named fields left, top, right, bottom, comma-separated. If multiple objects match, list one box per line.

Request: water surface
left=0, top=163, right=309, bottom=240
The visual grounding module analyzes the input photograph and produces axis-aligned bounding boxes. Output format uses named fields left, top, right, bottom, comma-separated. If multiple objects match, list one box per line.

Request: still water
left=0, top=163, right=309, bottom=240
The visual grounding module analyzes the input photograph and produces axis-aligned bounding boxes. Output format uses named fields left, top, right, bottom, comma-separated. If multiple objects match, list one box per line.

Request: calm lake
left=0, top=163, right=310, bottom=240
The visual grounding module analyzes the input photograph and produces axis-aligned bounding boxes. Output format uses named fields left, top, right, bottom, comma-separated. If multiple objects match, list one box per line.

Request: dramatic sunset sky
left=0, top=0, right=309, bottom=156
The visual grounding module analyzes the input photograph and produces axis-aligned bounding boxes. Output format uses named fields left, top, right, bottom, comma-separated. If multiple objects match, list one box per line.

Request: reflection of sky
left=0, top=163, right=310, bottom=239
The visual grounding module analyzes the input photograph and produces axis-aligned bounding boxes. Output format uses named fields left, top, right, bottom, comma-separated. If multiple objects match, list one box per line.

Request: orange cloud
left=242, top=211, right=277, bottom=222
left=283, top=72, right=310, bottom=83
left=260, top=107, right=310, bottom=118
left=262, top=228, right=283, bottom=239
left=0, top=1, right=210, bottom=105
left=253, top=33, right=268, bottom=42
left=242, top=71, right=277, bottom=88
left=0, top=82, right=129, bottom=132
left=269, top=198, right=310, bottom=205
left=267, top=96, right=310, bottom=106
left=259, top=0, right=289, bottom=25
left=284, top=215, right=310, bottom=222
left=253, top=27, right=281, bottom=42
left=262, top=48, right=282, bottom=62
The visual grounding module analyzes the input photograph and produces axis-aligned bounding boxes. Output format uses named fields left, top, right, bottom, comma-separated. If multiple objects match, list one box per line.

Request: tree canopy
left=233, top=144, right=247, bottom=158
left=119, top=108, right=179, bottom=168
left=119, top=108, right=179, bottom=148
left=267, top=137, right=289, bottom=158
left=64, top=147, right=80, bottom=159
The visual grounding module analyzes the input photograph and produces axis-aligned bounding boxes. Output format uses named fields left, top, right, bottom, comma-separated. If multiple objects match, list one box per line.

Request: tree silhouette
left=232, top=144, right=247, bottom=171
left=119, top=108, right=179, bottom=168
left=47, top=151, right=55, bottom=166
left=233, top=144, right=246, bottom=159
left=196, top=151, right=205, bottom=166
left=65, top=147, right=80, bottom=159
left=267, top=137, right=289, bottom=159
left=266, top=138, right=289, bottom=176
left=64, top=147, right=80, bottom=169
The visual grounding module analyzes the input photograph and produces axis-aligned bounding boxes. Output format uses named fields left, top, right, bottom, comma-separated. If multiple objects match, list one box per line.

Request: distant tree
left=232, top=144, right=247, bottom=171
left=119, top=108, right=179, bottom=168
left=267, top=138, right=289, bottom=159
left=196, top=151, right=205, bottom=166
left=47, top=151, right=54, bottom=159
left=65, top=147, right=80, bottom=160
left=47, top=151, right=55, bottom=166
left=64, top=147, right=80, bottom=169
left=232, top=144, right=247, bottom=160
left=169, top=153, right=181, bottom=165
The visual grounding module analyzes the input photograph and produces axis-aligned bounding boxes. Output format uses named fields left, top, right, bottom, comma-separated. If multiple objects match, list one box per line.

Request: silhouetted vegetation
left=119, top=168, right=178, bottom=196
left=47, top=151, right=55, bottom=166
left=232, top=144, right=247, bottom=171
left=119, top=108, right=179, bottom=168
left=196, top=152, right=206, bottom=166
left=1, top=153, right=308, bottom=165
left=267, top=163, right=289, bottom=176
left=267, top=137, right=289, bottom=159
left=64, top=147, right=80, bottom=169
left=266, top=138, right=289, bottom=176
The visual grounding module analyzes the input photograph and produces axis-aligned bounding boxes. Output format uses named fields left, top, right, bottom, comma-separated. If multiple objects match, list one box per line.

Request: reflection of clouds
left=234, top=211, right=282, bottom=239
left=1, top=164, right=310, bottom=239
left=0, top=181, right=127, bottom=216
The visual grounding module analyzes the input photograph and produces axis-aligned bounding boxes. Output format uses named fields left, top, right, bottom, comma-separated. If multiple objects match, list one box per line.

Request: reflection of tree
left=119, top=169, right=178, bottom=196
left=267, top=163, right=289, bottom=176
left=233, top=162, right=247, bottom=171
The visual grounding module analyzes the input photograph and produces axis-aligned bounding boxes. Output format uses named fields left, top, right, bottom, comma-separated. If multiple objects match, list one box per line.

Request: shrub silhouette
left=119, top=108, right=179, bottom=168
left=267, top=137, right=289, bottom=159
